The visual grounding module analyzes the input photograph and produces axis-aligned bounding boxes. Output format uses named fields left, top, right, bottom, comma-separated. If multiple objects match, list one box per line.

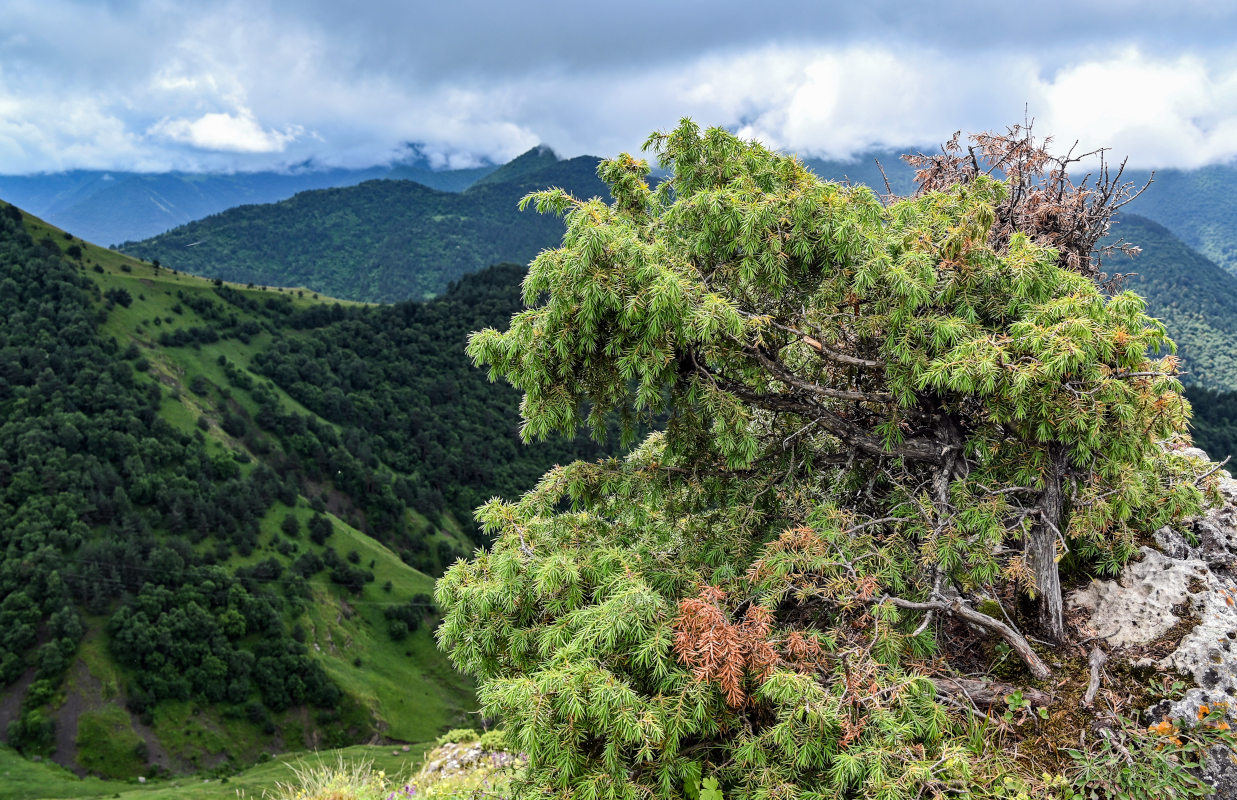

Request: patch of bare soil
left=52, top=657, right=175, bottom=776
left=0, top=666, right=37, bottom=742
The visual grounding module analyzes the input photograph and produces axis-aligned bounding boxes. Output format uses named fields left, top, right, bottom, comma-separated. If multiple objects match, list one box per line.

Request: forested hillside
left=1120, top=163, right=1237, bottom=279
left=1186, top=385, right=1237, bottom=462
left=120, top=148, right=607, bottom=302
left=1104, top=214, right=1237, bottom=391
left=0, top=202, right=615, bottom=778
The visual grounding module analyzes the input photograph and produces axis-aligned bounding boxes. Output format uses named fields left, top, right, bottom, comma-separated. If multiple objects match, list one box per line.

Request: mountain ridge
left=0, top=160, right=500, bottom=247
left=120, top=151, right=610, bottom=302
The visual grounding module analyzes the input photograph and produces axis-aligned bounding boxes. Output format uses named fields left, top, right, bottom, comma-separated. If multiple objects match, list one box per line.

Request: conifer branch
left=716, top=378, right=947, bottom=465
left=757, top=317, right=882, bottom=369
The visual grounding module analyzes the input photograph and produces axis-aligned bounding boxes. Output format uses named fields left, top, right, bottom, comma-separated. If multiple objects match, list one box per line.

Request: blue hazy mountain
left=0, top=151, right=497, bottom=246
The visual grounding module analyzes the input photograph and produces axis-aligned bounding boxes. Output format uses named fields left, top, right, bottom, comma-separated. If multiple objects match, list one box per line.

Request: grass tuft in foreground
left=260, top=734, right=521, bottom=800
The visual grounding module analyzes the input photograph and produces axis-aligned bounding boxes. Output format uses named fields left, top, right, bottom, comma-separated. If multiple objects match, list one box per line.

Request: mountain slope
left=120, top=148, right=610, bottom=302
left=1119, top=164, right=1237, bottom=278
left=0, top=160, right=498, bottom=247
left=1104, top=214, right=1237, bottom=392
left=0, top=202, right=617, bottom=778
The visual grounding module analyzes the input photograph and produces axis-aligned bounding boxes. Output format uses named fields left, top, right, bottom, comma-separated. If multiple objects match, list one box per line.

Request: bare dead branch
left=902, top=121, right=1151, bottom=282
left=1194, top=455, right=1232, bottom=485
left=1082, top=646, right=1107, bottom=708
left=879, top=595, right=1052, bottom=680
left=937, top=677, right=1053, bottom=709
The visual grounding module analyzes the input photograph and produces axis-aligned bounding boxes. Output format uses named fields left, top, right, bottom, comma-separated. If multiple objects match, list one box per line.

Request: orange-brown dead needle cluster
left=672, top=584, right=824, bottom=707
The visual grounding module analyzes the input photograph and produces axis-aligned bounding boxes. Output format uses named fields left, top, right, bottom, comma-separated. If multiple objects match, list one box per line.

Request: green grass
left=0, top=743, right=433, bottom=800
left=75, top=639, right=122, bottom=703
left=147, top=702, right=265, bottom=773
left=74, top=707, right=145, bottom=780
left=233, top=504, right=475, bottom=742
left=0, top=746, right=116, bottom=800
left=17, top=206, right=371, bottom=307
left=200, top=500, right=474, bottom=745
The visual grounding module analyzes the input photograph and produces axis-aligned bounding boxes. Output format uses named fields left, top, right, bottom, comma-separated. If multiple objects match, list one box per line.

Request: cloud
left=149, top=109, right=303, bottom=153
left=1033, top=51, right=1237, bottom=169
left=0, top=1, right=1236, bottom=173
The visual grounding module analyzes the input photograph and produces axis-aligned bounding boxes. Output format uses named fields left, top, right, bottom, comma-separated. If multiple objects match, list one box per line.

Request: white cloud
left=1032, top=51, right=1237, bottom=168
left=149, top=109, right=303, bottom=154
left=1, top=1, right=1237, bottom=173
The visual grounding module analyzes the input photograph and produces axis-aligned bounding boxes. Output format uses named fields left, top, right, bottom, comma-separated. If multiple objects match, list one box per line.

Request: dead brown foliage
left=672, top=585, right=828, bottom=707
left=903, top=121, right=1151, bottom=285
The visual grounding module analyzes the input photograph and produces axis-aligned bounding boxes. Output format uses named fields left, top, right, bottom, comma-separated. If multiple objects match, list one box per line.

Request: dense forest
left=1186, top=385, right=1237, bottom=462
left=252, top=262, right=615, bottom=531
left=1103, top=214, right=1237, bottom=391
left=121, top=148, right=607, bottom=302
left=1118, top=163, right=1237, bottom=279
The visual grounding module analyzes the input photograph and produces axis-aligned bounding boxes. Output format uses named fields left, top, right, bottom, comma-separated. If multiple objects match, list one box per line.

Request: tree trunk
left=1028, top=445, right=1067, bottom=641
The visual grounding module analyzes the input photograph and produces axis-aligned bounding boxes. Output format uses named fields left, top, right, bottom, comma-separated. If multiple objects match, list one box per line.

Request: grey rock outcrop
left=1067, top=471, right=1237, bottom=795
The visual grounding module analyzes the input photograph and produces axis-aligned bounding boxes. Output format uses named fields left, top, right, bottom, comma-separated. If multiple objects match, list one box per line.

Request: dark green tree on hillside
left=437, top=121, right=1218, bottom=798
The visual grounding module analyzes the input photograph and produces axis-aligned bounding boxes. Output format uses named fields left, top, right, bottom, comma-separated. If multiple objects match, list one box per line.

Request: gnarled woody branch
left=712, top=377, right=947, bottom=465
left=879, top=594, right=1052, bottom=680
left=1082, top=646, right=1107, bottom=708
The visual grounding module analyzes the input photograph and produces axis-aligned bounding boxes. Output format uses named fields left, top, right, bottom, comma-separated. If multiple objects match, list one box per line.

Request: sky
left=1, top=0, right=1236, bottom=174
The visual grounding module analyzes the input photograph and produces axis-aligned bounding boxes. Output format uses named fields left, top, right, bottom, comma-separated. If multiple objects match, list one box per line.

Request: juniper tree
left=437, top=120, right=1217, bottom=799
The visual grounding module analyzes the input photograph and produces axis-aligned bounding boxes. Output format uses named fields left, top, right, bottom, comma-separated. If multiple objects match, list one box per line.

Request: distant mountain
left=1106, top=214, right=1237, bottom=392
left=1119, top=164, right=1237, bottom=279
left=0, top=159, right=498, bottom=247
left=468, top=144, right=564, bottom=189
left=121, top=148, right=609, bottom=302
left=802, top=151, right=917, bottom=196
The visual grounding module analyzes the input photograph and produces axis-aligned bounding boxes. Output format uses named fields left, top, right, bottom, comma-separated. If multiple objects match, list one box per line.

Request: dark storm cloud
left=0, top=0, right=1234, bottom=173
left=263, top=0, right=1236, bottom=76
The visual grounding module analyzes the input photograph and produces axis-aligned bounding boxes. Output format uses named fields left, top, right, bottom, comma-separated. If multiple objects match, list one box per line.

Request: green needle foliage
left=437, top=120, right=1220, bottom=799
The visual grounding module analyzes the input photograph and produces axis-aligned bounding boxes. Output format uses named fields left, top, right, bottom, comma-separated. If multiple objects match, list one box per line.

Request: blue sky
left=1, top=0, right=1235, bottom=173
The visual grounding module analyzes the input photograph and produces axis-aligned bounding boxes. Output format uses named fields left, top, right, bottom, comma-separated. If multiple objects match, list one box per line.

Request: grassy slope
left=0, top=743, right=434, bottom=800
left=6, top=206, right=475, bottom=773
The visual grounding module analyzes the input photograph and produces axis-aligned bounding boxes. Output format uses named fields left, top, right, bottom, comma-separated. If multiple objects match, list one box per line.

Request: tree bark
left=1028, top=445, right=1067, bottom=641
